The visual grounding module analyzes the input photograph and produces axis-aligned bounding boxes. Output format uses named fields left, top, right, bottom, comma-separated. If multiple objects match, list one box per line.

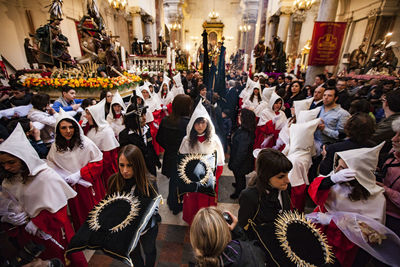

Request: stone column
left=305, top=0, right=339, bottom=85
left=265, top=16, right=278, bottom=47
left=144, top=15, right=157, bottom=53
left=245, top=23, right=257, bottom=55
left=130, top=7, right=143, bottom=41
left=285, top=17, right=294, bottom=55
left=277, top=8, right=292, bottom=49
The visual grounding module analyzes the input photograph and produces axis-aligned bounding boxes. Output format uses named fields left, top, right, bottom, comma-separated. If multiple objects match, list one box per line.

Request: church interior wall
left=0, top=0, right=131, bottom=71
left=183, top=0, right=241, bottom=59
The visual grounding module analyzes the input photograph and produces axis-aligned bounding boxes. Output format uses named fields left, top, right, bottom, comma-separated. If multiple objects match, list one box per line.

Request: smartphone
left=222, top=212, right=233, bottom=225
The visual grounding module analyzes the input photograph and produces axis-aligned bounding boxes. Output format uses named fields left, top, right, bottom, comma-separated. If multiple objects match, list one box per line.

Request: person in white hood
left=171, top=72, right=185, bottom=97
left=158, top=74, right=174, bottom=114
left=0, top=124, right=87, bottom=266
left=308, top=143, right=386, bottom=267
left=242, top=81, right=262, bottom=111
left=106, top=91, right=126, bottom=138
left=179, top=101, right=224, bottom=225
left=141, top=84, right=164, bottom=155
left=84, top=99, right=119, bottom=188
left=254, top=92, right=286, bottom=149
left=47, top=109, right=105, bottom=230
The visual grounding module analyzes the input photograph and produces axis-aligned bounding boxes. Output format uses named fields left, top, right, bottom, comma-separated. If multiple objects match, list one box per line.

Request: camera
left=222, top=212, right=233, bottom=225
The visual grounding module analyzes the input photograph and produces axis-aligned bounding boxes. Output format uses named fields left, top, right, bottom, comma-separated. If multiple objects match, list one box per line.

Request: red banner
left=308, top=22, right=347, bottom=66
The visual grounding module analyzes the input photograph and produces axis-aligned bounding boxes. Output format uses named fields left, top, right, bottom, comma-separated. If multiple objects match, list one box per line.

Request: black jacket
left=319, top=138, right=363, bottom=175
left=336, top=89, right=351, bottom=110
left=238, top=186, right=293, bottom=266
left=119, top=127, right=161, bottom=176
left=238, top=186, right=290, bottom=232
left=229, top=127, right=254, bottom=175
left=156, top=116, right=189, bottom=177
left=10, top=93, right=32, bottom=107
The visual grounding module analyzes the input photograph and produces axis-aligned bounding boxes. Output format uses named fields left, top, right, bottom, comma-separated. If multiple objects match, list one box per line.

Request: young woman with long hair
left=108, top=144, right=160, bottom=267
left=47, top=110, right=105, bottom=230
left=283, top=81, right=306, bottom=118
left=179, top=101, right=224, bottom=225
left=1, top=124, right=87, bottom=266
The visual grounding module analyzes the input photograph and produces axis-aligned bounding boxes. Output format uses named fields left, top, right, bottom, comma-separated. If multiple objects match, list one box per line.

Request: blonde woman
left=190, top=207, right=265, bottom=267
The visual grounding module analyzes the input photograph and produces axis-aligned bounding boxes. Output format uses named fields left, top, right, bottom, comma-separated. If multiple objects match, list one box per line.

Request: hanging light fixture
left=108, top=0, right=127, bottom=11
left=171, top=22, right=182, bottom=31
left=293, top=0, right=316, bottom=11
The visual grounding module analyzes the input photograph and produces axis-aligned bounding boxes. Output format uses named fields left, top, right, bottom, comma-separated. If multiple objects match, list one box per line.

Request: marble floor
left=87, top=162, right=242, bottom=266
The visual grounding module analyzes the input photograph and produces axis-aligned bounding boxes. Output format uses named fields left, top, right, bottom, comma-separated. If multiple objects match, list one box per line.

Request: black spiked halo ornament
left=88, top=192, right=140, bottom=233
left=67, top=193, right=162, bottom=267
left=176, top=152, right=217, bottom=196
left=274, top=211, right=335, bottom=267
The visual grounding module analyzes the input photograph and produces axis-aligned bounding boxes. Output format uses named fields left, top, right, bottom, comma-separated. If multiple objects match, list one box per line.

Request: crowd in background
left=1, top=66, right=400, bottom=267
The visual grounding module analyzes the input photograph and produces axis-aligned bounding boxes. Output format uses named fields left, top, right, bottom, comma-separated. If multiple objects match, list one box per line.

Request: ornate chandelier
left=108, top=0, right=127, bottom=10
left=293, top=0, right=316, bottom=11
left=208, top=10, right=220, bottom=19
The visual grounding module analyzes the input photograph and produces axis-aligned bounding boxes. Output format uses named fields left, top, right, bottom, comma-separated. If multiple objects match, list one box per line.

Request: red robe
left=102, top=148, right=119, bottom=189
left=182, top=135, right=224, bottom=225
left=8, top=207, right=87, bottom=267
left=308, top=176, right=359, bottom=267
left=149, top=109, right=164, bottom=155
left=68, top=160, right=105, bottom=230
left=254, top=119, right=280, bottom=149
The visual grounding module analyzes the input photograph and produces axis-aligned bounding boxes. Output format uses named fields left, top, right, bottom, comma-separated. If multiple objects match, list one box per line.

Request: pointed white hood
left=293, top=97, right=314, bottom=118
left=48, top=109, right=103, bottom=175
left=1, top=124, right=77, bottom=217
left=109, top=91, right=127, bottom=115
left=239, top=78, right=256, bottom=99
left=180, top=101, right=224, bottom=166
left=335, top=142, right=386, bottom=195
left=173, top=72, right=183, bottom=88
left=268, top=92, right=283, bottom=111
left=56, top=108, right=84, bottom=137
left=134, top=87, right=155, bottom=123
left=0, top=124, right=47, bottom=176
left=85, top=99, right=119, bottom=151
left=186, top=101, right=215, bottom=136
left=141, top=84, right=161, bottom=112
left=261, top=86, right=276, bottom=102
left=86, top=99, right=109, bottom=129
left=257, top=92, right=285, bottom=126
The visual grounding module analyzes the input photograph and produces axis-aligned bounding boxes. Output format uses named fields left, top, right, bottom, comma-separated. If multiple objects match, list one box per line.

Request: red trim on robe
left=254, top=120, right=279, bottom=149
left=102, top=148, right=119, bottom=189
left=9, top=207, right=87, bottom=266
left=308, top=176, right=358, bottom=267
left=290, top=184, right=307, bottom=212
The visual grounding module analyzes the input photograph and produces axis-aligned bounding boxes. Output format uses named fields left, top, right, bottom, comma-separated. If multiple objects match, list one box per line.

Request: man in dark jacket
left=336, top=78, right=351, bottom=110
left=10, top=84, right=32, bottom=107
left=369, top=89, right=400, bottom=167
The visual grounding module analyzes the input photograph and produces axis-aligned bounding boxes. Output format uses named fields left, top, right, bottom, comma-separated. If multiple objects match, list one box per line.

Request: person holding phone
left=189, top=207, right=265, bottom=267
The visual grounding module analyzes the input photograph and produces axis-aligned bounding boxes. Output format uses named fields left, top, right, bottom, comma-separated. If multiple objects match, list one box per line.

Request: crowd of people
left=1, top=66, right=400, bottom=267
